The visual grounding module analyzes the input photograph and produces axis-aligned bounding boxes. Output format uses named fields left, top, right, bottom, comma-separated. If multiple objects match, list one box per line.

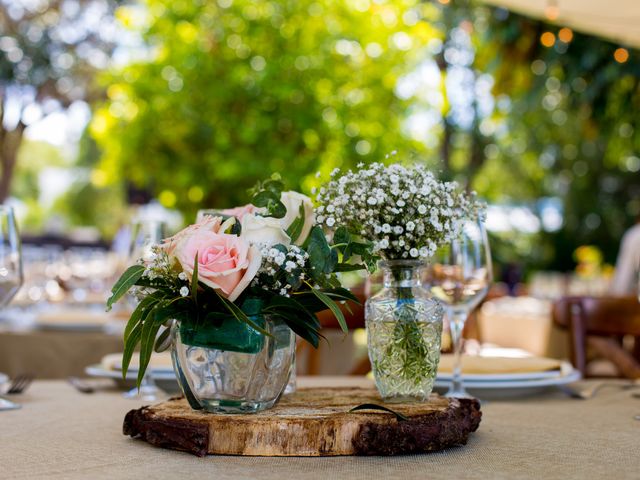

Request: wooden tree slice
left=123, top=387, right=481, bottom=457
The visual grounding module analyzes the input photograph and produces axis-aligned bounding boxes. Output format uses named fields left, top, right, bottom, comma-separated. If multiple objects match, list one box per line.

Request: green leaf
left=307, top=226, right=331, bottom=278
left=191, top=252, right=198, bottom=302
left=154, top=325, right=172, bottom=353
left=334, top=263, right=366, bottom=272
left=123, top=293, right=159, bottom=343
left=286, top=203, right=306, bottom=243
left=215, top=291, right=273, bottom=337
left=349, top=404, right=408, bottom=422
left=252, top=190, right=287, bottom=219
left=280, top=315, right=320, bottom=348
left=106, top=265, right=145, bottom=311
left=136, top=304, right=165, bottom=387
left=122, top=319, right=144, bottom=379
left=263, top=178, right=284, bottom=196
left=325, top=287, right=360, bottom=304
left=308, top=287, right=348, bottom=334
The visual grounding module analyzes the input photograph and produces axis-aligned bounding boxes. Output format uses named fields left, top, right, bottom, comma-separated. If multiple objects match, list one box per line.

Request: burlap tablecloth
left=0, top=330, right=123, bottom=378
left=2, top=377, right=639, bottom=479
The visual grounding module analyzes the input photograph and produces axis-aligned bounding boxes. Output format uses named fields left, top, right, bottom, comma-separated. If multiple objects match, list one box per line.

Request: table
left=0, top=330, right=123, bottom=378
left=2, top=377, right=639, bottom=479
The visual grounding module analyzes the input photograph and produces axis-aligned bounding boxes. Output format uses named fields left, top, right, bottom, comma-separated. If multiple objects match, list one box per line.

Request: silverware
left=67, top=376, right=95, bottom=394
left=559, top=382, right=605, bottom=400
left=6, top=374, right=34, bottom=395
left=560, top=380, right=640, bottom=400
left=0, top=397, right=21, bottom=411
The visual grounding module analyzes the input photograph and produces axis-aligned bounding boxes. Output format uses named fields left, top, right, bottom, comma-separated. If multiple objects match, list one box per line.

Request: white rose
left=241, top=214, right=291, bottom=247
left=280, top=191, right=315, bottom=245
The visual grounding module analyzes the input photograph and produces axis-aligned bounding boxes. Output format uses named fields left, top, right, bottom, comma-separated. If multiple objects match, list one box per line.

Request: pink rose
left=221, top=204, right=258, bottom=219
left=162, top=216, right=223, bottom=256
left=176, top=230, right=261, bottom=302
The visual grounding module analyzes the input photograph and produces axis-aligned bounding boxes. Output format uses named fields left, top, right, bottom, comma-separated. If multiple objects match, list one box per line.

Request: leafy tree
left=91, top=0, right=440, bottom=217
left=471, top=8, right=640, bottom=268
left=0, top=0, right=119, bottom=201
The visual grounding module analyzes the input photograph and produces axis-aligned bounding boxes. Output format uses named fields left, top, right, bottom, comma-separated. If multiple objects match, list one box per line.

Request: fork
left=561, top=379, right=640, bottom=400
left=6, top=374, right=34, bottom=395
left=0, top=397, right=21, bottom=411
left=67, top=376, right=95, bottom=394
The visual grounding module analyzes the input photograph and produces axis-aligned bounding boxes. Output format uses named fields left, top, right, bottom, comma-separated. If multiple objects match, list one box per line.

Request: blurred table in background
left=0, top=305, right=128, bottom=378
left=477, top=296, right=569, bottom=360
left=0, top=329, right=123, bottom=378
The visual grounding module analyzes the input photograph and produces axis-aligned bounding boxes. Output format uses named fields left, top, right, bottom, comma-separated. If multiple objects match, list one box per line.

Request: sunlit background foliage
left=1, top=0, right=639, bottom=274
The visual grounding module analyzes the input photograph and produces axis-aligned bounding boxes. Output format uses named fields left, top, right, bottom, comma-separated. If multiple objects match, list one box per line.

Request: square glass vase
left=171, top=315, right=295, bottom=413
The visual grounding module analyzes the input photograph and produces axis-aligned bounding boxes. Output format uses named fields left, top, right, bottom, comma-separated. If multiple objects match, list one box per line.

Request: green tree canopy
left=91, top=0, right=441, bottom=217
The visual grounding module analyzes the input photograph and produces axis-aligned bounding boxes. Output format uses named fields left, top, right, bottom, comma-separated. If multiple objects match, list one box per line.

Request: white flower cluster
left=141, top=245, right=172, bottom=281
left=316, top=162, right=484, bottom=260
left=252, top=245, right=310, bottom=296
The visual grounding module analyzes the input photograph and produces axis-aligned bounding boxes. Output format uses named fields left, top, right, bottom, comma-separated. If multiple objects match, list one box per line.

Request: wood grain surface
left=123, top=387, right=482, bottom=457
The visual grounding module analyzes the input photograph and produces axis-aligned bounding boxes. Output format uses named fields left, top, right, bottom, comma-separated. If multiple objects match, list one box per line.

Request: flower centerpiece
left=316, top=162, right=483, bottom=401
left=107, top=177, right=367, bottom=413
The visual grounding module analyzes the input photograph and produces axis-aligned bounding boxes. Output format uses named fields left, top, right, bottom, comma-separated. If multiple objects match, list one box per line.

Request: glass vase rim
left=378, top=259, right=429, bottom=269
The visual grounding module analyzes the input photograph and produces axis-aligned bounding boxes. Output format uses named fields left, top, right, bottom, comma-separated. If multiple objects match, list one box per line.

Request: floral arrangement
left=315, top=162, right=483, bottom=261
left=107, top=177, right=369, bottom=386
left=316, top=160, right=486, bottom=399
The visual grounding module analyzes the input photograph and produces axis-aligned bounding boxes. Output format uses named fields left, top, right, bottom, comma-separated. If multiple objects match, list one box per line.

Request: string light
left=540, top=32, right=556, bottom=48
left=545, top=0, right=559, bottom=21
left=614, top=48, right=629, bottom=63
left=558, top=27, right=573, bottom=43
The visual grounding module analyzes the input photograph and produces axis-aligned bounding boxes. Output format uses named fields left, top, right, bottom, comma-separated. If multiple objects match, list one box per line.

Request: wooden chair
left=552, top=296, right=640, bottom=378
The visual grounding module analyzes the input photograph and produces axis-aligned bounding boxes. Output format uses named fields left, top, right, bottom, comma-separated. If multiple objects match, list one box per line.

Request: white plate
left=0, top=372, right=8, bottom=386
left=434, top=367, right=581, bottom=398
left=84, top=365, right=180, bottom=393
left=437, top=368, right=564, bottom=382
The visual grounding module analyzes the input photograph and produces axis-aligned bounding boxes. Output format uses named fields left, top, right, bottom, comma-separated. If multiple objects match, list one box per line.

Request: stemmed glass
left=0, top=206, right=23, bottom=309
left=196, top=209, right=218, bottom=222
left=428, top=217, right=492, bottom=398
left=123, top=220, right=168, bottom=401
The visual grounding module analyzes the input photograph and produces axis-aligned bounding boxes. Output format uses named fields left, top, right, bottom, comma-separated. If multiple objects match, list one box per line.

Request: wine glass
left=123, top=219, right=168, bottom=401
left=428, top=217, right=492, bottom=398
left=0, top=206, right=23, bottom=310
left=196, top=209, right=219, bottom=222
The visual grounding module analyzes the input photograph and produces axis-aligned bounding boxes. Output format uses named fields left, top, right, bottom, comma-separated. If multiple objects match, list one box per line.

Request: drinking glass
left=428, top=217, right=492, bottom=398
left=123, top=220, right=168, bottom=401
left=0, top=206, right=23, bottom=309
left=196, top=209, right=219, bottom=223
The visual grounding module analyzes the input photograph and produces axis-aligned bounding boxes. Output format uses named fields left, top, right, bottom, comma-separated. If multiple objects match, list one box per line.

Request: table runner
left=1, top=377, right=638, bottom=479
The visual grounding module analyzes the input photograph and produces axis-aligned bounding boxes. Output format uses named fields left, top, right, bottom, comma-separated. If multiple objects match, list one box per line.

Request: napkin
left=101, top=352, right=174, bottom=372
left=437, top=354, right=563, bottom=374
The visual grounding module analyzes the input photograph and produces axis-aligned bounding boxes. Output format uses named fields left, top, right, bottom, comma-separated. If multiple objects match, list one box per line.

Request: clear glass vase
left=365, top=260, right=444, bottom=402
left=171, top=315, right=295, bottom=413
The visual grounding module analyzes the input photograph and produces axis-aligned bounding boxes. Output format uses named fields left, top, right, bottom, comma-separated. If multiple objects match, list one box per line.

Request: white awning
left=479, top=0, right=640, bottom=49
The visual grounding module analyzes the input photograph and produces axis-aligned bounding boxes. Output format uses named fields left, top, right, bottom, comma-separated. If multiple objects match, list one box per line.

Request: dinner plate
left=433, top=367, right=581, bottom=399
left=436, top=368, right=563, bottom=382
left=84, top=365, right=180, bottom=393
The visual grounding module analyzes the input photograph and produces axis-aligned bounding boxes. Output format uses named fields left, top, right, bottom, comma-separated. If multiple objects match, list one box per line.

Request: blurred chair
left=552, top=296, right=640, bottom=378
left=297, top=286, right=367, bottom=375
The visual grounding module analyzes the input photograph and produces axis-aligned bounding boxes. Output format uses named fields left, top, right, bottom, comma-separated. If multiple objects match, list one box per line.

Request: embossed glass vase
left=171, top=314, right=295, bottom=413
left=365, top=260, right=444, bottom=402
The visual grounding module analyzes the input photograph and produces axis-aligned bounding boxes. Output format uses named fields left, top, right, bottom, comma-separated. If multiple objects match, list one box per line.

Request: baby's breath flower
left=179, top=286, right=189, bottom=297
left=316, top=161, right=485, bottom=260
